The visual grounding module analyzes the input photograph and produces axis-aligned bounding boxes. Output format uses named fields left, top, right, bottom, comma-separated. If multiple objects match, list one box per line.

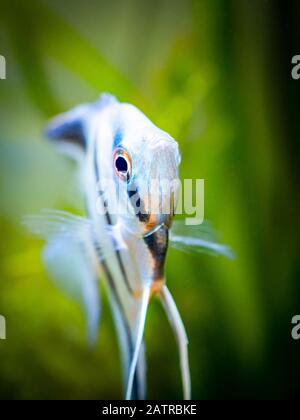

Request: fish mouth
left=143, top=222, right=167, bottom=238
left=142, top=212, right=173, bottom=237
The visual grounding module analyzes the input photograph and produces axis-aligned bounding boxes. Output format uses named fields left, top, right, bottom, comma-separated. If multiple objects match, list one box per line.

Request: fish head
left=112, top=103, right=181, bottom=239
left=110, top=103, right=181, bottom=288
left=45, top=94, right=181, bottom=238
left=45, top=94, right=181, bottom=287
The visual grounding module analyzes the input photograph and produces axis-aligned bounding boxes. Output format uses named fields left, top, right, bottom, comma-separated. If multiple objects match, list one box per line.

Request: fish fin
left=170, top=220, right=235, bottom=259
left=110, top=296, right=147, bottom=400
left=159, top=285, right=191, bottom=400
left=95, top=92, right=119, bottom=109
left=125, top=286, right=151, bottom=400
left=45, top=103, right=91, bottom=153
left=22, top=209, right=126, bottom=260
left=22, top=209, right=92, bottom=240
left=45, top=93, right=118, bottom=158
left=22, top=209, right=111, bottom=344
left=43, top=235, right=100, bottom=344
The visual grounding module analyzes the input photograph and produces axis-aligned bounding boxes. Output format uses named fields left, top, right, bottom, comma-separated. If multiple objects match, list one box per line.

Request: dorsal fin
left=45, top=93, right=119, bottom=155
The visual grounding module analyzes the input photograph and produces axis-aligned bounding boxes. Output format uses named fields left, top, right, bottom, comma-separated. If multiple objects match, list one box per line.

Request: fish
left=23, top=94, right=234, bottom=400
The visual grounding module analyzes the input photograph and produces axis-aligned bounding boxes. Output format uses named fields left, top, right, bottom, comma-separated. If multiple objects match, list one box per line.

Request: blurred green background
left=0, top=0, right=300, bottom=400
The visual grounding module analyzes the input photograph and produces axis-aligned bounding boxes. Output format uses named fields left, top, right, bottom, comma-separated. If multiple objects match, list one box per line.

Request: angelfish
left=24, top=94, right=233, bottom=400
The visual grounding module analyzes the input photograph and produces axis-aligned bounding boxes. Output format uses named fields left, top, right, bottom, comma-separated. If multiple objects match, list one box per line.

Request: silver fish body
left=24, top=94, right=233, bottom=399
left=45, top=94, right=189, bottom=400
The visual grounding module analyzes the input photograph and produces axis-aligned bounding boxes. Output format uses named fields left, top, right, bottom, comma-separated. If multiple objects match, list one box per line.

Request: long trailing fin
left=125, top=285, right=151, bottom=400
left=110, top=297, right=146, bottom=400
left=43, top=235, right=100, bottom=343
left=160, top=285, right=191, bottom=400
left=22, top=209, right=104, bottom=343
left=23, top=207, right=153, bottom=381
left=170, top=219, right=235, bottom=259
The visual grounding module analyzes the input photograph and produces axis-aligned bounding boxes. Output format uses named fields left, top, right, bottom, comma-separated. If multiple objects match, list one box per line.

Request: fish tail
left=159, top=285, right=191, bottom=400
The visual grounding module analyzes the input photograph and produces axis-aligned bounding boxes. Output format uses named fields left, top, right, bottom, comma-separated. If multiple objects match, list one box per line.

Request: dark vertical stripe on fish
left=92, top=139, right=141, bottom=398
left=93, top=238, right=140, bottom=399
left=127, top=184, right=150, bottom=224
left=93, top=141, right=133, bottom=295
left=143, top=225, right=169, bottom=281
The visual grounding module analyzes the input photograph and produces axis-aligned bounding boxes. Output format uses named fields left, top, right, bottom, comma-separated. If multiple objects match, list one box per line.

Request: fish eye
left=113, top=148, right=132, bottom=181
left=115, top=156, right=128, bottom=172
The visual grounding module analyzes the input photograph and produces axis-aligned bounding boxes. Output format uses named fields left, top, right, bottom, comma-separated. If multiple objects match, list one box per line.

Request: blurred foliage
left=0, top=0, right=300, bottom=399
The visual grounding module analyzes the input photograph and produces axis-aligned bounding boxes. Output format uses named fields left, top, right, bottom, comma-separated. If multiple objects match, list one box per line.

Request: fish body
left=24, top=94, right=233, bottom=400
left=45, top=94, right=185, bottom=400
